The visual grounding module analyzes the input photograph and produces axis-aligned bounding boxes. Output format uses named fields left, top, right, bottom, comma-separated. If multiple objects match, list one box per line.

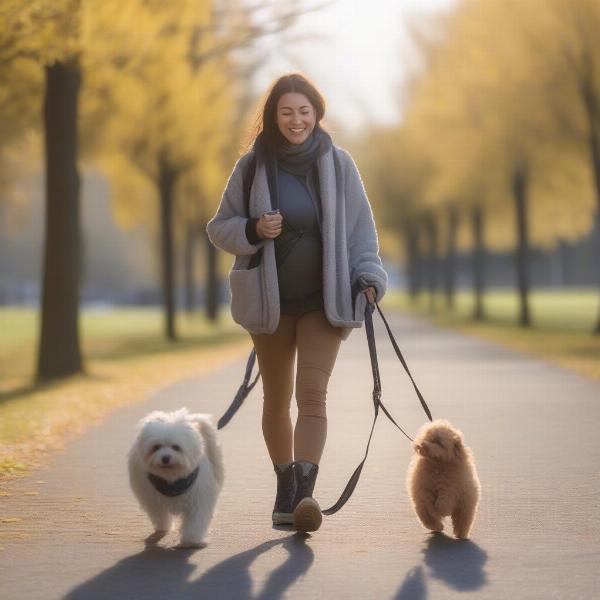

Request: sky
left=254, top=0, right=458, bottom=133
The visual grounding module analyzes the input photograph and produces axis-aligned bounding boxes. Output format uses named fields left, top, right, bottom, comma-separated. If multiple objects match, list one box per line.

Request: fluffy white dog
left=128, top=408, right=224, bottom=548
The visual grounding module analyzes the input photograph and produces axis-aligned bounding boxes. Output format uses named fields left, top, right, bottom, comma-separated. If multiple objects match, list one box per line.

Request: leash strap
left=321, top=400, right=378, bottom=515
left=365, top=302, right=415, bottom=441
left=322, top=300, right=432, bottom=515
left=217, top=348, right=260, bottom=430
left=375, top=303, right=433, bottom=422
left=217, top=298, right=434, bottom=517
left=322, top=303, right=381, bottom=515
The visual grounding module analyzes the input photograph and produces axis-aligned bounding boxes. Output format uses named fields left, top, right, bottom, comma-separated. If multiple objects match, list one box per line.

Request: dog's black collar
left=147, top=466, right=199, bottom=497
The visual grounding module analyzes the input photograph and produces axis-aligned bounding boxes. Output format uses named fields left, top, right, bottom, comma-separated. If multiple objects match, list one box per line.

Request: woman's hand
left=256, top=211, right=283, bottom=239
left=363, top=286, right=376, bottom=305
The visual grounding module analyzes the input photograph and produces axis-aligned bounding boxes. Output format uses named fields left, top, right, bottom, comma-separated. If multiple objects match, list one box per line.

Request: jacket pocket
left=229, top=266, right=264, bottom=329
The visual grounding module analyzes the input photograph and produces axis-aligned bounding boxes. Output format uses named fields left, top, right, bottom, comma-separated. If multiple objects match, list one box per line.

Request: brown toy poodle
left=407, top=420, right=480, bottom=539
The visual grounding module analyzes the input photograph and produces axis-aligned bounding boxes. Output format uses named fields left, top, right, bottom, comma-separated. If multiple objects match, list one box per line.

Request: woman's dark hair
left=244, top=73, right=326, bottom=155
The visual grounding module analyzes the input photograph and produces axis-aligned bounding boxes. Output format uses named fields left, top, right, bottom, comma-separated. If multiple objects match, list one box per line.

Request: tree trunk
left=159, top=154, right=177, bottom=341
left=513, top=165, right=531, bottom=328
left=36, top=59, right=83, bottom=382
left=205, top=232, right=219, bottom=322
left=184, top=223, right=196, bottom=314
left=444, top=205, right=459, bottom=311
left=585, top=118, right=600, bottom=333
left=471, top=205, right=485, bottom=321
left=404, top=223, right=421, bottom=301
left=573, top=74, right=600, bottom=332
left=426, top=214, right=439, bottom=313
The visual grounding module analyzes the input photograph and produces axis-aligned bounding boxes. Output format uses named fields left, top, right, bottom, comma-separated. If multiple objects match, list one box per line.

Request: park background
left=1, top=0, right=599, bottom=477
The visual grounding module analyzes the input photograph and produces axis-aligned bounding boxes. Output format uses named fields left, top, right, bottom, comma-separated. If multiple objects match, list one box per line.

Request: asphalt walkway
left=1, top=311, right=599, bottom=599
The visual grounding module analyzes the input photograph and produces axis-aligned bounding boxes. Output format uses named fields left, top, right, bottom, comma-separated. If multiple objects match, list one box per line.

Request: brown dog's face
left=413, top=421, right=465, bottom=463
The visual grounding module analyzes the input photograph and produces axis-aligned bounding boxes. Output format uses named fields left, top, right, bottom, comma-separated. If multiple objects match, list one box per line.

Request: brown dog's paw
left=419, top=517, right=443, bottom=532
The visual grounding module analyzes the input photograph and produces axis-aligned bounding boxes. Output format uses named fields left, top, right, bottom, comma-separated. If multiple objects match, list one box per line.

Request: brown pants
left=251, top=310, right=342, bottom=465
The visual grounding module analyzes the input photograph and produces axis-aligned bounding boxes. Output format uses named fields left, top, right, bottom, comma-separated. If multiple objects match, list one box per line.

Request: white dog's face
left=134, top=411, right=204, bottom=480
left=413, top=420, right=465, bottom=463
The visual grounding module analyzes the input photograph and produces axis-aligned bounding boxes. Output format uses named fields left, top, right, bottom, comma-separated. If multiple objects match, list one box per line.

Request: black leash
left=217, top=348, right=260, bottom=430
left=219, top=152, right=432, bottom=512
left=216, top=301, right=433, bottom=515
left=321, top=300, right=432, bottom=515
left=374, top=302, right=432, bottom=422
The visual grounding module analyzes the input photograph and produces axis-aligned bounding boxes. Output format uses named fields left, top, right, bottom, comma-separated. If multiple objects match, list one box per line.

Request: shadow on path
left=423, top=532, right=488, bottom=591
left=190, top=532, right=313, bottom=599
left=63, top=533, right=313, bottom=600
left=393, top=533, right=488, bottom=599
left=393, top=566, right=426, bottom=600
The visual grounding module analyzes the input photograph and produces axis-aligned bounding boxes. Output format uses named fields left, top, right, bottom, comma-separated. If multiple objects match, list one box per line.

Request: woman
left=207, top=73, right=387, bottom=533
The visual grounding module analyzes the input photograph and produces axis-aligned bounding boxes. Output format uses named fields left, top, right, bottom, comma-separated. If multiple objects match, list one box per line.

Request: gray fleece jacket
left=206, top=144, right=387, bottom=340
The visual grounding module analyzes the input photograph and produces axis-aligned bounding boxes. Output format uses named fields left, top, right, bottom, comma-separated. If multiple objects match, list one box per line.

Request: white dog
left=128, top=408, right=224, bottom=548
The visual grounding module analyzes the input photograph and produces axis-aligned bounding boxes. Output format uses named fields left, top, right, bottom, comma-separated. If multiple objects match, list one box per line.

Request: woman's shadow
left=394, top=533, right=488, bottom=599
left=190, top=532, right=314, bottom=599
left=64, top=532, right=313, bottom=600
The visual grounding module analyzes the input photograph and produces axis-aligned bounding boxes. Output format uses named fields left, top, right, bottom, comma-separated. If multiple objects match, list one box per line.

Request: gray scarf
left=255, top=126, right=332, bottom=211
left=276, top=126, right=332, bottom=176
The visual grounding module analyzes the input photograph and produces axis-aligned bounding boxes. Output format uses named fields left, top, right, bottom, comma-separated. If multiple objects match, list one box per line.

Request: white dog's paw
left=150, top=529, right=170, bottom=538
left=145, top=530, right=168, bottom=546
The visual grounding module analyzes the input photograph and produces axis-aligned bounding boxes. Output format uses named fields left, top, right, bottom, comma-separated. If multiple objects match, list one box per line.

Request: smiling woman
left=207, top=72, right=387, bottom=533
left=249, top=73, right=326, bottom=154
left=276, top=92, right=317, bottom=145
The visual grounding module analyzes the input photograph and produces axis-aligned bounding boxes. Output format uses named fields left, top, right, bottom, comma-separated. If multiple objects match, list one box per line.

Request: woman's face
left=275, top=92, right=316, bottom=145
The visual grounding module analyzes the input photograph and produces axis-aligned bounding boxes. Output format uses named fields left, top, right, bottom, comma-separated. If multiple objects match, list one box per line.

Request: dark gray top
left=275, top=164, right=323, bottom=315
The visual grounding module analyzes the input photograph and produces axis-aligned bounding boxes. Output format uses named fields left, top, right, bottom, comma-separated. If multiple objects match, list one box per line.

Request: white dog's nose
left=161, top=455, right=170, bottom=465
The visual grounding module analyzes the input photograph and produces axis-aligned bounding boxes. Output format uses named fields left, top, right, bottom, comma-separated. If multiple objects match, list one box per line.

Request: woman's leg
left=294, top=310, right=342, bottom=464
left=251, top=315, right=298, bottom=465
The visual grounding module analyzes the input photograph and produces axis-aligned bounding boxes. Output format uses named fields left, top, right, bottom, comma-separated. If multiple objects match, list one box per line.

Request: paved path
left=1, top=311, right=599, bottom=599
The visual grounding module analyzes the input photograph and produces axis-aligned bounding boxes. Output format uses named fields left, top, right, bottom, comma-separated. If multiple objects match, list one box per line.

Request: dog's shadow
left=393, top=533, right=488, bottom=599
left=423, top=532, right=488, bottom=590
left=63, top=533, right=313, bottom=600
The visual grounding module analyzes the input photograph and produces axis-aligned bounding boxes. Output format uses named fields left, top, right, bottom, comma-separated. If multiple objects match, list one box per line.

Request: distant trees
left=95, top=1, right=236, bottom=341
left=96, top=1, right=317, bottom=339
left=0, top=0, right=324, bottom=385
left=359, top=0, right=600, bottom=332
left=1, top=1, right=86, bottom=380
left=534, top=0, right=600, bottom=331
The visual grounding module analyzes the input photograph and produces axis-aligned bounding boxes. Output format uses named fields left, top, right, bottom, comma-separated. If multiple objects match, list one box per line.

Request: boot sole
left=293, top=497, right=322, bottom=532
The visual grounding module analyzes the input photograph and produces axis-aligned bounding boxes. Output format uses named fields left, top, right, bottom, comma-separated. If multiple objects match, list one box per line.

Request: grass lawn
left=0, top=307, right=249, bottom=479
left=2, top=291, right=598, bottom=479
left=384, top=288, right=600, bottom=381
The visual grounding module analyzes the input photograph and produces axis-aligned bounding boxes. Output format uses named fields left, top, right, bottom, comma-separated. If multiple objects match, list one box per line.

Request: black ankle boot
left=272, top=463, right=296, bottom=525
left=292, top=461, right=322, bottom=532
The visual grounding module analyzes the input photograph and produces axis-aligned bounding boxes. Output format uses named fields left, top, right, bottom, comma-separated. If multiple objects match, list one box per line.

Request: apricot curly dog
left=407, top=420, right=480, bottom=539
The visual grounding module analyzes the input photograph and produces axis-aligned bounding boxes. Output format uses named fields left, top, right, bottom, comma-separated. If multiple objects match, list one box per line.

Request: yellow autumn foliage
left=360, top=0, right=600, bottom=257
